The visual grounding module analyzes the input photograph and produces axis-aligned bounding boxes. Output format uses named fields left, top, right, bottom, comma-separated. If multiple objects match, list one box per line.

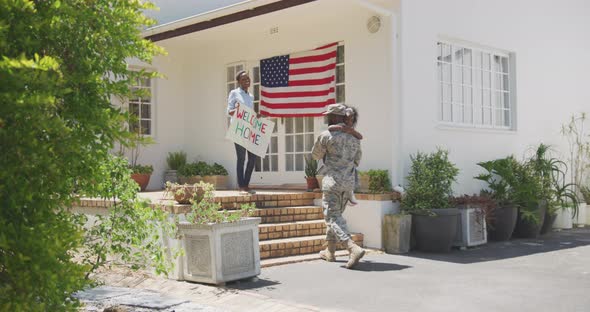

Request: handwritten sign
left=225, top=104, right=275, bottom=158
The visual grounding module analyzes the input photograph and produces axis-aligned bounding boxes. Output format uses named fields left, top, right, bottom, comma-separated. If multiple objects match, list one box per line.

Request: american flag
left=259, top=42, right=337, bottom=117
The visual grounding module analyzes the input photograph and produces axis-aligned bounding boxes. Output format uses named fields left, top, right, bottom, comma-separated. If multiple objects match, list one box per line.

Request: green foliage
left=166, top=151, right=187, bottom=170
left=561, top=113, right=590, bottom=197
left=178, top=161, right=228, bottom=176
left=581, top=185, right=590, bottom=204
left=165, top=182, right=205, bottom=204
left=129, top=164, right=154, bottom=174
left=210, top=162, right=229, bottom=176
left=185, top=182, right=255, bottom=224
left=0, top=1, right=163, bottom=310
left=401, top=149, right=459, bottom=212
left=80, top=155, right=176, bottom=278
left=362, top=170, right=392, bottom=194
left=305, top=155, right=318, bottom=178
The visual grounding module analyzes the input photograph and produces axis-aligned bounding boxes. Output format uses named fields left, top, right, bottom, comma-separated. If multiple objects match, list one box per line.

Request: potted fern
left=401, top=148, right=460, bottom=252
left=304, top=155, right=319, bottom=191
left=164, top=151, right=187, bottom=185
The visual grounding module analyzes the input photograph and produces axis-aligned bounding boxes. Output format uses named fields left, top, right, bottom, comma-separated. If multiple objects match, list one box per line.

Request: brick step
left=259, top=220, right=326, bottom=241
left=216, top=193, right=318, bottom=210
left=259, top=234, right=364, bottom=260
left=251, top=206, right=323, bottom=224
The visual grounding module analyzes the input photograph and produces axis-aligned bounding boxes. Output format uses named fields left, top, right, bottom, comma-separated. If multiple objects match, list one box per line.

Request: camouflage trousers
left=322, top=190, right=352, bottom=243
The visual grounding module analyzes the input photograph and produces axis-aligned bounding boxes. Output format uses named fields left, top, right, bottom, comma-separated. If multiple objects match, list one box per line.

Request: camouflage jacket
left=311, top=130, right=362, bottom=192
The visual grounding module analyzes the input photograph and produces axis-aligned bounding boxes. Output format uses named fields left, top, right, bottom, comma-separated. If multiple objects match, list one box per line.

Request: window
left=336, top=44, right=345, bottom=104
left=437, top=41, right=513, bottom=129
left=129, top=76, right=153, bottom=135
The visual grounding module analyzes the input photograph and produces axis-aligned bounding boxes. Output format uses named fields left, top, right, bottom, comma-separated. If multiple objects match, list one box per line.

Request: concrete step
left=258, top=220, right=326, bottom=241
left=251, top=206, right=323, bottom=224
left=259, top=233, right=364, bottom=259
left=260, top=249, right=381, bottom=268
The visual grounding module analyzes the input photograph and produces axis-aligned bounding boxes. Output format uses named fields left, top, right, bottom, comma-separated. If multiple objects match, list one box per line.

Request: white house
left=132, top=0, right=590, bottom=193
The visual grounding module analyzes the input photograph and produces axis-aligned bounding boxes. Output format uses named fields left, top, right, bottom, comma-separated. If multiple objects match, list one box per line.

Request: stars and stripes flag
left=259, top=42, right=337, bottom=117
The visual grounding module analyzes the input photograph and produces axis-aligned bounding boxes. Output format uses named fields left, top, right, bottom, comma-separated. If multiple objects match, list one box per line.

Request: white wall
left=399, top=0, right=590, bottom=195
left=144, top=0, right=400, bottom=189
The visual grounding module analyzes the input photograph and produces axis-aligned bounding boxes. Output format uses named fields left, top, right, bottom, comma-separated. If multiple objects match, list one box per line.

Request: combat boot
left=346, top=239, right=365, bottom=269
left=319, top=241, right=336, bottom=262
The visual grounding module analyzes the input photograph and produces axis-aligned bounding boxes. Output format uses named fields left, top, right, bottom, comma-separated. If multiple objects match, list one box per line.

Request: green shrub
left=210, top=163, right=229, bottom=176
left=401, top=149, right=459, bottom=212
left=166, top=151, right=187, bottom=170
left=129, top=164, right=154, bottom=174
left=186, top=182, right=254, bottom=224
left=363, top=170, right=391, bottom=194
left=178, top=161, right=212, bottom=177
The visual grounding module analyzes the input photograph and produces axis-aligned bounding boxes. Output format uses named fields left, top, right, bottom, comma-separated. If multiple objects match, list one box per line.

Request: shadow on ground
left=402, top=227, right=590, bottom=264
left=226, top=277, right=281, bottom=291
left=337, top=260, right=412, bottom=272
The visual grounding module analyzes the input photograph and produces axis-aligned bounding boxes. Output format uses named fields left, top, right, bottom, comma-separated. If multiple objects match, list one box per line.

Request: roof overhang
left=143, top=0, right=317, bottom=42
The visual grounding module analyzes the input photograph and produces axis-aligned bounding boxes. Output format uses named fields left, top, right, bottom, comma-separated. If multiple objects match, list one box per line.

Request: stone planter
left=553, top=207, right=573, bottom=229
left=202, top=175, right=229, bottom=190
left=164, top=170, right=178, bottom=185
left=356, top=174, right=370, bottom=193
left=453, top=207, right=487, bottom=248
left=382, top=214, right=411, bottom=254
left=178, top=175, right=203, bottom=185
left=574, top=202, right=587, bottom=227
left=488, top=205, right=517, bottom=241
left=411, top=208, right=459, bottom=253
left=513, top=202, right=547, bottom=239
left=176, top=217, right=261, bottom=285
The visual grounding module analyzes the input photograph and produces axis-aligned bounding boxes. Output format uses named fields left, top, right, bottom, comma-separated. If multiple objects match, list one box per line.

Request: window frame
left=436, top=39, right=515, bottom=131
left=127, top=68, right=156, bottom=138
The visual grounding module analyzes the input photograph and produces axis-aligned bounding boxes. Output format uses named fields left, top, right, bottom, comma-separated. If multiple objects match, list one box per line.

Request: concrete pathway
left=86, top=228, right=590, bottom=312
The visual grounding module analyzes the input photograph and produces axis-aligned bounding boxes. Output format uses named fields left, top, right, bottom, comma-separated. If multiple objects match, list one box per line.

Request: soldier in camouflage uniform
left=312, top=104, right=365, bottom=269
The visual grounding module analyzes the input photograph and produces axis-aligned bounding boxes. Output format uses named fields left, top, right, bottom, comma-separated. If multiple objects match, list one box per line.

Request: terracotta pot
left=305, top=177, right=319, bottom=191
left=131, top=173, right=151, bottom=192
left=169, top=185, right=205, bottom=204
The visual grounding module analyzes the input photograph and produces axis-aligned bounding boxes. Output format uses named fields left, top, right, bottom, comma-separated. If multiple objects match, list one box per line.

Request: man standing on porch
left=312, top=104, right=365, bottom=269
left=227, top=70, right=257, bottom=194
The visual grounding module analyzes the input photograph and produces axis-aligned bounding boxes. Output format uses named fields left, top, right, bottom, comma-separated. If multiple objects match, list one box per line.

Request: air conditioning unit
left=453, top=207, right=487, bottom=248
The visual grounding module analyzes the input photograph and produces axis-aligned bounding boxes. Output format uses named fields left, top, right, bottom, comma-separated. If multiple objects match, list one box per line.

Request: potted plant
left=173, top=182, right=260, bottom=285
left=178, top=161, right=207, bottom=184
left=125, top=126, right=155, bottom=192
left=561, top=113, right=589, bottom=226
left=356, top=170, right=392, bottom=194
left=450, top=194, right=490, bottom=247
left=304, top=156, right=319, bottom=191
left=164, top=151, right=187, bottom=185
left=401, top=148, right=460, bottom=253
left=203, top=162, right=230, bottom=190
left=166, top=182, right=205, bottom=205
left=130, top=164, right=153, bottom=192
left=475, top=157, right=519, bottom=241
left=582, top=185, right=590, bottom=224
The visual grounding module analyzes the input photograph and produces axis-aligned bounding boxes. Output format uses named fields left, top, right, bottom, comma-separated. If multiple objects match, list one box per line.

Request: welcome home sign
left=225, top=104, right=275, bottom=158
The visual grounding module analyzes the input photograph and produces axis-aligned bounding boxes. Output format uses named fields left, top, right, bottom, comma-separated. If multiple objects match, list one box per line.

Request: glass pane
left=272, top=118, right=278, bottom=133
left=473, top=88, right=483, bottom=109
left=463, top=87, right=472, bottom=105
left=295, top=154, right=304, bottom=171
left=305, top=133, right=314, bottom=151
left=502, top=74, right=509, bottom=91
left=452, top=64, right=462, bottom=83
left=493, top=55, right=502, bottom=72
left=442, top=43, right=452, bottom=62
left=129, top=103, right=139, bottom=115
left=482, top=71, right=491, bottom=89
left=463, top=67, right=472, bottom=85
left=236, top=64, right=243, bottom=72
left=253, top=66, right=260, bottom=83
left=501, top=57, right=509, bottom=73
left=495, top=109, right=504, bottom=126
left=442, top=102, right=452, bottom=122
left=295, top=118, right=304, bottom=133
left=286, top=154, right=294, bottom=171
left=452, top=46, right=463, bottom=64
left=442, top=83, right=452, bottom=103
left=255, top=158, right=261, bottom=171
left=263, top=155, right=270, bottom=171
left=336, top=65, right=345, bottom=83
left=462, top=48, right=472, bottom=66
left=271, top=155, right=278, bottom=171
left=141, top=120, right=151, bottom=135
left=140, top=89, right=151, bottom=102
left=271, top=137, right=278, bottom=153
left=482, top=53, right=490, bottom=70
left=473, top=52, right=482, bottom=69
left=474, top=104, right=483, bottom=125
left=336, top=85, right=345, bottom=103
left=473, top=69, right=482, bottom=87
left=129, top=120, right=139, bottom=133
left=437, top=42, right=443, bottom=61
left=285, top=118, right=294, bottom=134
left=142, top=78, right=151, bottom=87
left=442, top=64, right=451, bottom=82
left=227, top=67, right=234, bottom=82
left=337, top=45, right=345, bottom=64
left=452, top=104, right=463, bottom=123
left=483, top=107, right=492, bottom=125
left=464, top=104, right=473, bottom=124
left=504, top=109, right=511, bottom=127
left=305, top=117, right=314, bottom=132
left=503, top=92, right=510, bottom=109
left=295, top=135, right=304, bottom=152
left=141, top=104, right=151, bottom=118
left=254, top=85, right=260, bottom=100
left=483, top=89, right=491, bottom=108
left=286, top=135, right=294, bottom=152
left=452, top=85, right=463, bottom=103
left=494, top=91, right=503, bottom=109
left=227, top=83, right=235, bottom=93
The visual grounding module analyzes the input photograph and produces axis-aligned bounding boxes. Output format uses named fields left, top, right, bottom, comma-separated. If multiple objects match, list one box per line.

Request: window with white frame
left=437, top=41, right=513, bottom=129
left=129, top=75, right=153, bottom=135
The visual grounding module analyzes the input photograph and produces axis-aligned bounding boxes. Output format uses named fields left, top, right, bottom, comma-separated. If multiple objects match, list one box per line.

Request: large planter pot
left=488, top=205, right=517, bottom=241
left=586, top=204, right=590, bottom=225
left=574, top=202, right=587, bottom=227
left=169, top=184, right=205, bottom=205
left=164, top=170, right=178, bottom=185
left=130, top=173, right=151, bottom=192
left=513, top=202, right=547, bottom=239
left=382, top=214, right=411, bottom=254
left=176, top=217, right=261, bottom=285
left=540, top=211, right=557, bottom=235
left=305, top=177, right=319, bottom=191
left=178, top=175, right=203, bottom=185
left=202, top=175, right=229, bottom=190
left=411, top=208, right=459, bottom=253
left=553, top=207, right=573, bottom=229
left=356, top=174, right=370, bottom=193
left=453, top=207, right=487, bottom=247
